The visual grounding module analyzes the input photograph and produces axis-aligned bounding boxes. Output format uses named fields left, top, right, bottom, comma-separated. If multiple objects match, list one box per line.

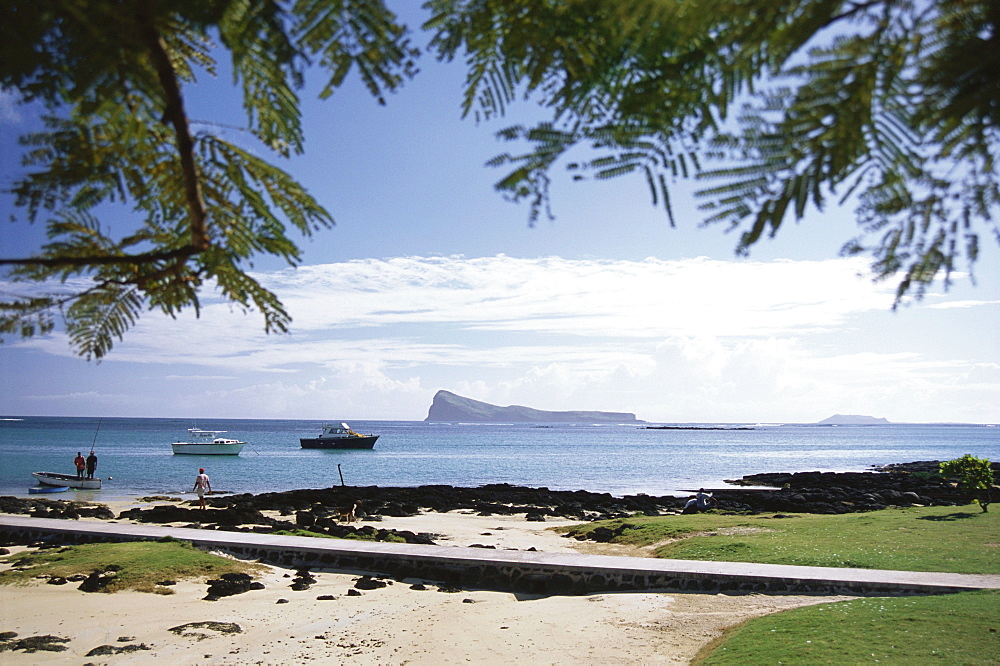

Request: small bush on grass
left=940, top=454, right=994, bottom=513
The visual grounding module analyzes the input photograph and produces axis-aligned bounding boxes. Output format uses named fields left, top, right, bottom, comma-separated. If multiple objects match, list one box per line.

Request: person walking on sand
left=74, top=452, right=86, bottom=479
left=85, top=451, right=98, bottom=479
left=193, top=468, right=211, bottom=510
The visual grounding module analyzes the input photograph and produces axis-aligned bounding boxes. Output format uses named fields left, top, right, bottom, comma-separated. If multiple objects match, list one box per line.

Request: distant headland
left=425, top=390, right=642, bottom=423
left=817, top=414, right=891, bottom=425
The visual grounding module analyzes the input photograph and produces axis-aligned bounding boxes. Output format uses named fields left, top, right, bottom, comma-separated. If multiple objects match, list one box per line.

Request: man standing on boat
left=193, top=468, right=211, bottom=510
left=85, top=451, right=97, bottom=479
left=74, top=452, right=86, bottom=479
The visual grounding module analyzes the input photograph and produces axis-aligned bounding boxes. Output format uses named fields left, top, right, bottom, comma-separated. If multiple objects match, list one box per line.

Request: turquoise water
left=2, top=416, right=997, bottom=501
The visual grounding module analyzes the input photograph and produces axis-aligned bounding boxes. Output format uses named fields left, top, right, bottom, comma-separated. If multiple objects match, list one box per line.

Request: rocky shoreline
left=1, top=460, right=994, bottom=546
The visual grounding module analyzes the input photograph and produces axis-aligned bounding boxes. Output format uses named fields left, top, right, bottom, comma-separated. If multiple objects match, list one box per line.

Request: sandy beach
left=1, top=499, right=852, bottom=664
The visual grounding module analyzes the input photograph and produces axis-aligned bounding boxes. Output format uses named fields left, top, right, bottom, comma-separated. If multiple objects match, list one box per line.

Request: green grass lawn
left=559, top=505, right=1000, bottom=573
left=559, top=505, right=999, bottom=664
left=694, top=590, right=1000, bottom=665
left=0, top=538, right=263, bottom=593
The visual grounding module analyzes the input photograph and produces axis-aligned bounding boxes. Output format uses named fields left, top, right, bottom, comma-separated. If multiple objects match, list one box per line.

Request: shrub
left=940, top=455, right=994, bottom=513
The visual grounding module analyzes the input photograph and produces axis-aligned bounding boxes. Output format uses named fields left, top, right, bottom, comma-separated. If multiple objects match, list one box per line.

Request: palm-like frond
left=65, top=284, right=145, bottom=361
left=427, top=0, right=1000, bottom=304
left=292, top=0, right=418, bottom=105
left=218, top=0, right=304, bottom=155
left=4, top=0, right=1000, bottom=358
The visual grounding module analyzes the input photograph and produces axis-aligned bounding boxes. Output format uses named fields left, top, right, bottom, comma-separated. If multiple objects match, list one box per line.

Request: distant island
left=425, top=390, right=642, bottom=423
left=817, top=414, right=891, bottom=425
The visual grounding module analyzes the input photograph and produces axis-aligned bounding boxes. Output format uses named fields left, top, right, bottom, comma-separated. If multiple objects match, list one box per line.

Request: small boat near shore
left=32, top=471, right=102, bottom=490
left=300, top=423, right=378, bottom=449
left=172, top=429, right=247, bottom=455
left=29, top=485, right=69, bottom=494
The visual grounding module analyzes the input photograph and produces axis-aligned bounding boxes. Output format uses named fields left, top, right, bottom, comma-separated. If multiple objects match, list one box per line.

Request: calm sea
left=1, top=417, right=997, bottom=502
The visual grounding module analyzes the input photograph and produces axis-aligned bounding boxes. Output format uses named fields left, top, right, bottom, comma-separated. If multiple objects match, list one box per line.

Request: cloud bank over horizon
left=4, top=254, right=998, bottom=423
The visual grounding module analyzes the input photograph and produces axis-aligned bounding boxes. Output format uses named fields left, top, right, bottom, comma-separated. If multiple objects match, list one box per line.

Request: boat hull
left=32, top=472, right=102, bottom=490
left=171, top=443, right=246, bottom=455
left=300, top=435, right=378, bottom=449
left=30, top=485, right=69, bottom=494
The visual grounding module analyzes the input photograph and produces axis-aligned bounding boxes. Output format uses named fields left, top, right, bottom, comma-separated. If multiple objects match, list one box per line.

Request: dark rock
left=276, top=598, right=289, bottom=604
left=0, top=497, right=114, bottom=521
left=168, top=621, right=242, bottom=637
left=347, top=588, right=362, bottom=596
left=20, top=460, right=984, bottom=551
left=78, top=569, right=118, bottom=593
left=46, top=577, right=68, bottom=585
left=0, top=633, right=70, bottom=653
left=354, top=575, right=388, bottom=590
left=289, top=568, right=317, bottom=591
left=205, top=572, right=258, bottom=600
left=721, top=464, right=979, bottom=511
left=317, top=595, right=336, bottom=601
left=86, top=643, right=151, bottom=656
left=295, top=511, right=315, bottom=528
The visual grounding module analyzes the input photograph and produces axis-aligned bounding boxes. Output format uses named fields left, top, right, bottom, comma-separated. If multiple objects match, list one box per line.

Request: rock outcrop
left=424, top=390, right=641, bottom=423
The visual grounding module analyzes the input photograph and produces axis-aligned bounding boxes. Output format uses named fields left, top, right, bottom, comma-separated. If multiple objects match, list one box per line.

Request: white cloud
left=4, top=255, right=997, bottom=422
left=924, top=299, right=1000, bottom=310
left=263, top=255, right=894, bottom=339
left=49, top=254, right=891, bottom=371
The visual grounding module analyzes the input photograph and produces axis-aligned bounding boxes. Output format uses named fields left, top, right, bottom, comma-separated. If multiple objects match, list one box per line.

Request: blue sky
left=2, top=7, right=999, bottom=423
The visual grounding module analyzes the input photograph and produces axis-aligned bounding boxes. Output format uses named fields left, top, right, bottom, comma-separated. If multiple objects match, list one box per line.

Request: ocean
left=2, top=416, right=998, bottom=502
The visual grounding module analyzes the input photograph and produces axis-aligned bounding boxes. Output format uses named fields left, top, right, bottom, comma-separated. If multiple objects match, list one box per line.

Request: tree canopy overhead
left=429, top=0, right=1000, bottom=299
left=2, top=0, right=998, bottom=359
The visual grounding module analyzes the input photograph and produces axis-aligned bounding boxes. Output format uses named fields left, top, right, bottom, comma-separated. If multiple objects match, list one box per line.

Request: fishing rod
left=90, top=417, right=102, bottom=449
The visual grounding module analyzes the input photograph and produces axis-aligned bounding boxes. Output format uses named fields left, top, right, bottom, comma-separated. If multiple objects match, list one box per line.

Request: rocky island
left=817, top=414, right=891, bottom=425
left=424, top=389, right=641, bottom=423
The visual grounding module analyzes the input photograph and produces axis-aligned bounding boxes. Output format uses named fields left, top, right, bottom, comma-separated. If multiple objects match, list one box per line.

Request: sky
left=2, top=6, right=999, bottom=424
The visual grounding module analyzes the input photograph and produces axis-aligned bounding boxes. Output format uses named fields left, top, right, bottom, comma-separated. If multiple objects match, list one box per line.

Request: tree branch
left=0, top=245, right=198, bottom=268
left=135, top=0, right=209, bottom=252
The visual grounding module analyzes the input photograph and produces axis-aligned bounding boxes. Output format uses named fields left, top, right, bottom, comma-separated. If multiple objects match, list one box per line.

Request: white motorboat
left=171, top=429, right=247, bottom=455
left=32, top=471, right=102, bottom=490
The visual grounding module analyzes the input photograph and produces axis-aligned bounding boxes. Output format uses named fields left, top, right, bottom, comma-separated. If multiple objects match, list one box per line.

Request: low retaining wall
left=2, top=516, right=995, bottom=596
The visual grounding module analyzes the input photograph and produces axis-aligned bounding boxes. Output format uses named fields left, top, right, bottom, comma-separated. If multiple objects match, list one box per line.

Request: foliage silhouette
left=3, top=1, right=998, bottom=358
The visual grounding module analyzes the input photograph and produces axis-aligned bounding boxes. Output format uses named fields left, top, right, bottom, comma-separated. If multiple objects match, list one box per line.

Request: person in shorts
left=193, top=468, right=212, bottom=510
